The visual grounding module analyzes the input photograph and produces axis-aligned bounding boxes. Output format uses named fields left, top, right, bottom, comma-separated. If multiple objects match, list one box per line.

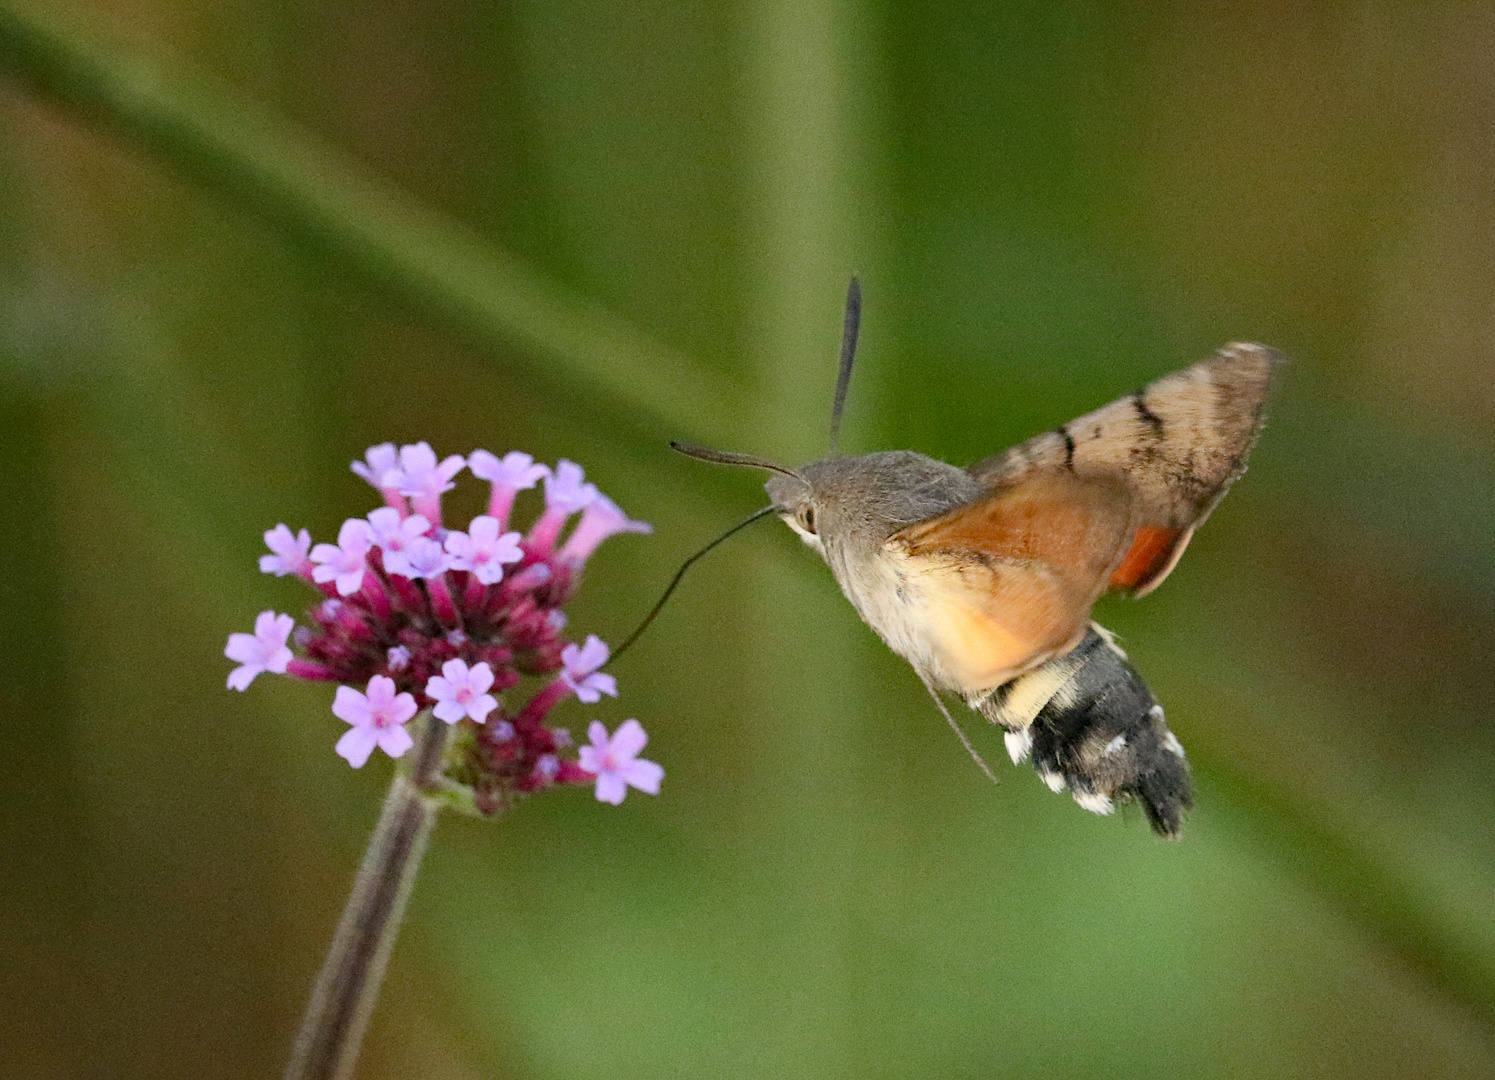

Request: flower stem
left=283, top=715, right=450, bottom=1080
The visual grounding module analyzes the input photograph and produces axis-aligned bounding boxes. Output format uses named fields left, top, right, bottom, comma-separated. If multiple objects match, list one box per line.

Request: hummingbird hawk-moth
left=672, top=281, right=1278, bottom=837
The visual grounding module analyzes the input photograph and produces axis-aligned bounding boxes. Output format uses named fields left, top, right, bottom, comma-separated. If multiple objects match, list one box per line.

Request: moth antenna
left=670, top=440, right=807, bottom=484
left=828, top=276, right=861, bottom=455
left=917, top=672, right=1000, bottom=785
left=607, top=505, right=779, bottom=666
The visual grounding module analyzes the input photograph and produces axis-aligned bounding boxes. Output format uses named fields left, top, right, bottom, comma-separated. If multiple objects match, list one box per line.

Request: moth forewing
left=894, top=471, right=1137, bottom=592
left=885, top=551, right=1089, bottom=693
left=969, top=342, right=1280, bottom=596
left=885, top=470, right=1140, bottom=697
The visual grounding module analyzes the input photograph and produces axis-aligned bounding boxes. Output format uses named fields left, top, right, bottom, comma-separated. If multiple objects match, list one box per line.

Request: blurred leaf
left=0, top=0, right=744, bottom=447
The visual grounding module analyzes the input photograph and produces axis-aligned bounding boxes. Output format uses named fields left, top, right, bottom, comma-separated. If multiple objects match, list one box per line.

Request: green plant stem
left=283, top=715, right=450, bottom=1080
left=0, top=0, right=742, bottom=449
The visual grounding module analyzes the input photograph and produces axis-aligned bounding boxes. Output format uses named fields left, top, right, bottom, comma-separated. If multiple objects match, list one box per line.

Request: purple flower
left=399, top=536, right=450, bottom=580
left=469, top=450, right=549, bottom=527
left=332, top=675, right=418, bottom=767
left=560, top=634, right=617, bottom=703
left=226, top=610, right=295, bottom=690
left=351, top=443, right=406, bottom=510
left=444, top=516, right=523, bottom=584
left=527, top=460, right=598, bottom=550
left=559, top=494, right=652, bottom=566
left=260, top=524, right=312, bottom=577
left=579, top=720, right=664, bottom=804
left=351, top=443, right=400, bottom=487
left=545, top=459, right=597, bottom=515
left=310, top=518, right=375, bottom=596
left=425, top=659, right=498, bottom=724
left=227, top=439, right=662, bottom=806
left=366, top=508, right=432, bottom=577
left=388, top=442, right=465, bottom=523
left=470, top=449, right=549, bottom=490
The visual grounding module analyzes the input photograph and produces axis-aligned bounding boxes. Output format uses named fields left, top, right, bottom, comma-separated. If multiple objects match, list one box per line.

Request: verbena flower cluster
left=225, top=442, right=663, bottom=811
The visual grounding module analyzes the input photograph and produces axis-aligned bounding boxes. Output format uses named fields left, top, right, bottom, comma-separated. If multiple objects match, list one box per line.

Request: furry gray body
left=766, top=451, right=982, bottom=691
left=737, top=341, right=1279, bottom=835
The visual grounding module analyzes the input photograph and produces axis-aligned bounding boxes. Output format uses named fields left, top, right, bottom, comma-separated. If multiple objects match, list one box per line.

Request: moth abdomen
left=973, top=627, right=1193, bottom=838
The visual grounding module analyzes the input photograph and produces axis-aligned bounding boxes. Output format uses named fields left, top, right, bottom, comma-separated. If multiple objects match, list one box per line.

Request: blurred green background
left=3, top=1, right=1494, bottom=1077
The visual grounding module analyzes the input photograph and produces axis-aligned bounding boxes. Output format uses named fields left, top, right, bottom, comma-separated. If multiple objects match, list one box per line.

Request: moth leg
left=917, top=672, right=1000, bottom=785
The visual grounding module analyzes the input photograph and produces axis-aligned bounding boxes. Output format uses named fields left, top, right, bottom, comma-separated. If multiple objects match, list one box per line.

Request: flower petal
left=331, top=685, right=372, bottom=726
left=364, top=675, right=397, bottom=708
left=610, top=718, right=649, bottom=758
left=621, top=757, right=664, bottom=795
left=336, top=517, right=374, bottom=551
left=351, top=443, right=398, bottom=486
left=467, top=662, right=495, bottom=694
left=576, top=635, right=609, bottom=671
left=377, top=723, right=415, bottom=759
left=226, top=663, right=260, bottom=691
left=581, top=673, right=617, bottom=702
left=594, top=772, right=627, bottom=805
left=336, top=726, right=378, bottom=768
left=383, top=693, right=418, bottom=727
left=467, top=694, right=497, bottom=724
left=224, top=632, right=261, bottom=665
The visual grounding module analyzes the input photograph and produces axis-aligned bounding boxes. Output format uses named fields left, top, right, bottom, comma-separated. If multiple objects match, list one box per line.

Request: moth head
left=667, top=444, right=889, bottom=555
left=767, top=452, right=983, bottom=554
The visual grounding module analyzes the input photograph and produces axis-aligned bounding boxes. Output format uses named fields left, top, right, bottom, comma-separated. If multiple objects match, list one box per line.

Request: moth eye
left=797, top=506, right=817, bottom=534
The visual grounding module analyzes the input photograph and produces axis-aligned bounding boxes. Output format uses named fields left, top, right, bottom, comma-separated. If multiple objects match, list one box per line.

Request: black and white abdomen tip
left=971, top=626, right=1193, bottom=838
